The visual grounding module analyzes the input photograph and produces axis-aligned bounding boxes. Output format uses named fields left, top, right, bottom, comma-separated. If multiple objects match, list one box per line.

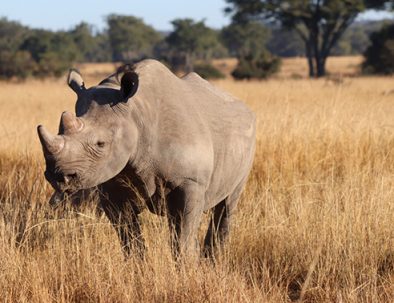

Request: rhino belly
left=204, top=135, right=255, bottom=210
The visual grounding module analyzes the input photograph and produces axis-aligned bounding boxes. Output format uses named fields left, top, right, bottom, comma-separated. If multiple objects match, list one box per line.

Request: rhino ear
left=67, top=69, right=85, bottom=94
left=117, top=65, right=139, bottom=102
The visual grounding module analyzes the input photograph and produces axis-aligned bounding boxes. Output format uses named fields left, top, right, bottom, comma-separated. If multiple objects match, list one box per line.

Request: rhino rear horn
left=117, top=65, right=139, bottom=101
left=37, top=125, right=65, bottom=155
left=59, top=111, right=84, bottom=134
left=67, top=69, right=85, bottom=94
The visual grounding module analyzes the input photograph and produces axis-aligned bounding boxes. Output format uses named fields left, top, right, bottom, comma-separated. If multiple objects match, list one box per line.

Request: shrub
left=362, top=23, right=394, bottom=75
left=0, top=51, right=36, bottom=79
left=194, top=63, right=225, bottom=79
left=232, top=51, right=281, bottom=80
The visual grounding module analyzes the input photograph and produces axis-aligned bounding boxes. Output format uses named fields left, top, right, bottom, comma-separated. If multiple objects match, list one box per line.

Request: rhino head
left=38, top=66, right=139, bottom=198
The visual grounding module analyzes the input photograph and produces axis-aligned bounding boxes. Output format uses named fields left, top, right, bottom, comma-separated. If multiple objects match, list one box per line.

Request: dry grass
left=0, top=57, right=393, bottom=302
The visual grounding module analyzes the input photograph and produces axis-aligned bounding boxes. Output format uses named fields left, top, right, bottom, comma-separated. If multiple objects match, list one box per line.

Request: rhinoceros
left=37, top=59, right=256, bottom=258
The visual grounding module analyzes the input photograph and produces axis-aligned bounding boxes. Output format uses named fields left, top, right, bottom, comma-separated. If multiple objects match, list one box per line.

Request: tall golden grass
left=0, top=58, right=393, bottom=302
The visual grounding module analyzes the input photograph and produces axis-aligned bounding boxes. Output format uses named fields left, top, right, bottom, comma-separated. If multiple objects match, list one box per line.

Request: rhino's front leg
left=167, top=182, right=205, bottom=260
left=99, top=188, right=145, bottom=258
left=116, top=211, right=144, bottom=257
left=102, top=200, right=144, bottom=257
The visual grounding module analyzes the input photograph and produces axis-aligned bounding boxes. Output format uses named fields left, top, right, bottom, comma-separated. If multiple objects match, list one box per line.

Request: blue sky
left=1, top=0, right=230, bottom=31
left=1, top=0, right=392, bottom=32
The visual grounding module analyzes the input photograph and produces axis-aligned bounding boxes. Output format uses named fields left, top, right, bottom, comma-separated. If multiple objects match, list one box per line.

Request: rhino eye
left=96, top=141, right=105, bottom=148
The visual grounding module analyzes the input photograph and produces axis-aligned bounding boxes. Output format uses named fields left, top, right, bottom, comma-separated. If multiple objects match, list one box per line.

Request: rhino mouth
left=45, top=170, right=82, bottom=194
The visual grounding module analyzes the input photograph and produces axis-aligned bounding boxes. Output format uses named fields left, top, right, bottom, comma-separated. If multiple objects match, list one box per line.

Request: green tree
left=69, top=22, right=112, bottom=62
left=69, top=22, right=97, bottom=62
left=221, top=21, right=280, bottom=79
left=20, top=29, right=79, bottom=77
left=225, top=0, right=392, bottom=77
left=92, top=33, right=112, bottom=62
left=0, top=18, right=34, bottom=79
left=266, top=27, right=305, bottom=57
left=0, top=18, right=27, bottom=52
left=107, top=14, right=161, bottom=62
left=362, top=23, right=394, bottom=74
left=221, top=21, right=270, bottom=57
left=166, top=18, right=222, bottom=72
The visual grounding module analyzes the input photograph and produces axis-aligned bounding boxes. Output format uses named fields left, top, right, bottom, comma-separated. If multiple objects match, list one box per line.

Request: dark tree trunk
left=314, top=49, right=327, bottom=78
left=305, top=40, right=315, bottom=77
left=308, top=33, right=328, bottom=78
left=316, top=56, right=326, bottom=77
left=311, top=24, right=328, bottom=78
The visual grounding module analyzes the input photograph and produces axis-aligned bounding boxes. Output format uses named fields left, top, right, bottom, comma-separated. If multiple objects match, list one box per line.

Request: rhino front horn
left=37, top=125, right=65, bottom=154
left=59, top=111, right=83, bottom=134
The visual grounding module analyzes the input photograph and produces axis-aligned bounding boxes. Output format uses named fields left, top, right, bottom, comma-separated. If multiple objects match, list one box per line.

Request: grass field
left=0, top=57, right=393, bottom=302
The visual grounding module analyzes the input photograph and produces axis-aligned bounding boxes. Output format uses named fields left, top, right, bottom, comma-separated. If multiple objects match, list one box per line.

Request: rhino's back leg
left=203, top=177, right=247, bottom=257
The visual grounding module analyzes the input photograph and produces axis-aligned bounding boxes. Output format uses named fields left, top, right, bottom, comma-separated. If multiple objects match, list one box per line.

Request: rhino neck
left=127, top=93, right=160, bottom=175
left=123, top=60, right=183, bottom=178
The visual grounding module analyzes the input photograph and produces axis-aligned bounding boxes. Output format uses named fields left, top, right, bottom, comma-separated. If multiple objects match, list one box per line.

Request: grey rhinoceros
left=37, top=59, right=256, bottom=258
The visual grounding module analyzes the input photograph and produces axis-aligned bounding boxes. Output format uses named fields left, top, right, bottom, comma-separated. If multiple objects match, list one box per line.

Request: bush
left=362, top=23, right=394, bottom=75
left=232, top=51, right=281, bottom=80
left=35, top=51, right=71, bottom=78
left=0, top=51, right=36, bottom=79
left=194, top=63, right=225, bottom=79
left=0, top=18, right=112, bottom=80
left=20, top=30, right=79, bottom=78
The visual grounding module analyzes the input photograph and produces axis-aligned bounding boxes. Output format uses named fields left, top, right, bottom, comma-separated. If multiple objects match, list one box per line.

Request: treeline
left=0, top=18, right=111, bottom=78
left=0, top=15, right=391, bottom=79
left=266, top=20, right=390, bottom=57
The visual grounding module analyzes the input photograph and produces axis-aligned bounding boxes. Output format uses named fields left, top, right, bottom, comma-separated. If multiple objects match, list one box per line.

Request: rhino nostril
left=53, top=172, right=65, bottom=183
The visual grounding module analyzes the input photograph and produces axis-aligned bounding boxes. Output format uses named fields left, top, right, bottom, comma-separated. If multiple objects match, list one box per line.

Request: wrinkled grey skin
left=38, top=59, right=256, bottom=258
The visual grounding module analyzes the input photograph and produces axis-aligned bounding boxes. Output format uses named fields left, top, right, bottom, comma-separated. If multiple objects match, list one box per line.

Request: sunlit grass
left=0, top=58, right=393, bottom=302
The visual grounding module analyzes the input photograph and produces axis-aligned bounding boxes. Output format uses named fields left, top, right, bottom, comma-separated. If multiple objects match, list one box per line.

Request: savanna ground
left=0, top=56, right=393, bottom=302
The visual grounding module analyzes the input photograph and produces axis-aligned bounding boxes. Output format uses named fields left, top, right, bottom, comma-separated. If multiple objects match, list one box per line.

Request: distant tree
left=20, top=29, right=79, bottom=77
left=69, top=22, right=97, bottom=62
left=0, top=18, right=33, bottom=79
left=221, top=21, right=280, bottom=79
left=332, top=22, right=374, bottom=55
left=225, top=0, right=392, bottom=77
left=92, top=33, right=112, bottom=62
left=221, top=21, right=270, bottom=57
left=107, top=14, right=161, bottom=62
left=332, top=38, right=353, bottom=55
left=333, top=27, right=363, bottom=55
left=265, top=20, right=391, bottom=57
left=0, top=19, right=79, bottom=79
left=0, top=50, right=35, bottom=79
left=0, top=18, right=27, bottom=52
left=266, top=27, right=305, bottom=57
left=166, top=18, right=223, bottom=72
left=343, top=25, right=370, bottom=54
left=0, top=18, right=113, bottom=79
left=69, top=22, right=112, bottom=62
left=362, top=23, right=394, bottom=74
